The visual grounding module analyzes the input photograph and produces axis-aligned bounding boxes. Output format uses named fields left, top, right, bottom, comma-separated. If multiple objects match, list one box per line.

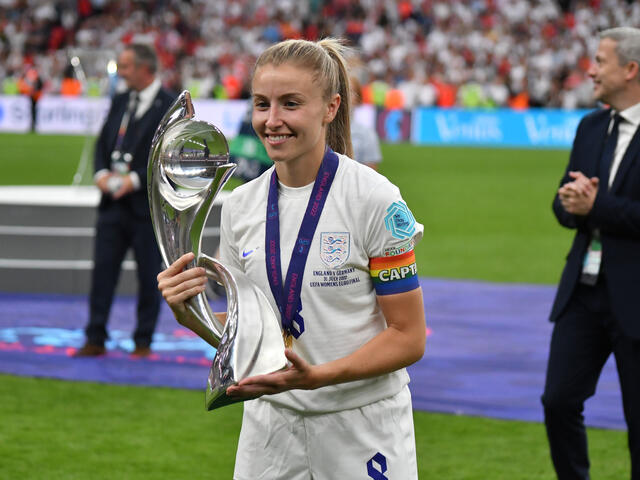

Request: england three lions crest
left=320, top=232, right=350, bottom=268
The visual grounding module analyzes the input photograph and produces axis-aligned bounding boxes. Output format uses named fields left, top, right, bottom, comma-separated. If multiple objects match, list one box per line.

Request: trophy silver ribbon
left=148, top=91, right=286, bottom=410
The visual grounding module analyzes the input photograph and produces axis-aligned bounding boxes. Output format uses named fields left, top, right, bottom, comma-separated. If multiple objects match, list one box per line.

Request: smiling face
left=588, top=37, right=635, bottom=109
left=251, top=63, right=340, bottom=181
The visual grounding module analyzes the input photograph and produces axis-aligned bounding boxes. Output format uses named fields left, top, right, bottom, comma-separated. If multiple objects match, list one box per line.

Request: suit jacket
left=94, top=87, right=175, bottom=219
left=550, top=108, right=640, bottom=338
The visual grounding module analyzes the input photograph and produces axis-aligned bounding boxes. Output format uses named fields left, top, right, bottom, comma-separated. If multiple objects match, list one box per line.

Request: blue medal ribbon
left=265, top=148, right=339, bottom=339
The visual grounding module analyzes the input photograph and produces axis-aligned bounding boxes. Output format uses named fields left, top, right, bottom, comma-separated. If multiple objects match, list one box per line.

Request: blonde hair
left=253, top=38, right=353, bottom=158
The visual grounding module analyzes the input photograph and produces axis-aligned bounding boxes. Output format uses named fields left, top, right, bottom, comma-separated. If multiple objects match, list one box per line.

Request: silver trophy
left=148, top=91, right=286, bottom=410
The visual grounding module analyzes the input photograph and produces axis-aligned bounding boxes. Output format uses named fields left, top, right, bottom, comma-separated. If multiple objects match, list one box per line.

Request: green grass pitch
left=1, top=133, right=573, bottom=284
left=0, top=133, right=629, bottom=478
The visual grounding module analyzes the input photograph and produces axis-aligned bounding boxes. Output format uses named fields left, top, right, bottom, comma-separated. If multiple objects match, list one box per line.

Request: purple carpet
left=0, top=278, right=625, bottom=430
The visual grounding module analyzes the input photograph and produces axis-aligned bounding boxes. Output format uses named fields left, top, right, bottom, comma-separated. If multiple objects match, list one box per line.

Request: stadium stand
left=0, top=0, right=639, bottom=108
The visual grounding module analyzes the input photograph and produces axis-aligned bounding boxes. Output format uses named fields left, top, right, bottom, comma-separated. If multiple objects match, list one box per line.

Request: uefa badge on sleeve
left=384, top=201, right=416, bottom=240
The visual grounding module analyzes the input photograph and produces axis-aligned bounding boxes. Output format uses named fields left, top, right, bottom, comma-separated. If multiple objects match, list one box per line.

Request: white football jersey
left=219, top=153, right=424, bottom=412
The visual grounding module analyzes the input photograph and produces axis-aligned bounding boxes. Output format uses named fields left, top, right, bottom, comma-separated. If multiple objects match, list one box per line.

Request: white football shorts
left=233, top=385, right=418, bottom=480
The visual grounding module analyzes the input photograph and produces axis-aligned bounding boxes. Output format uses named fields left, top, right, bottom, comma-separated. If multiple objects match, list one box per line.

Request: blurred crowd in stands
left=1, top=0, right=639, bottom=109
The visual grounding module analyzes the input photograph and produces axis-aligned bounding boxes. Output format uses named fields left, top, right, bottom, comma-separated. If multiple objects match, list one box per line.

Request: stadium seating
left=1, top=0, right=639, bottom=108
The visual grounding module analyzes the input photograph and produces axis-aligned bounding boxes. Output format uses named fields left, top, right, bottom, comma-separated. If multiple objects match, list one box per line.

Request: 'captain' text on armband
left=376, top=263, right=418, bottom=282
left=369, top=250, right=420, bottom=295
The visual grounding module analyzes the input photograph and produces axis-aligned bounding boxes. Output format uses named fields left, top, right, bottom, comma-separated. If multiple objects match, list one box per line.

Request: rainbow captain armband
left=369, top=250, right=419, bottom=295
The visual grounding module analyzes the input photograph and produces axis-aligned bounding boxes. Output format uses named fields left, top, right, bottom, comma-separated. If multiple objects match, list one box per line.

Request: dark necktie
left=598, top=113, right=622, bottom=190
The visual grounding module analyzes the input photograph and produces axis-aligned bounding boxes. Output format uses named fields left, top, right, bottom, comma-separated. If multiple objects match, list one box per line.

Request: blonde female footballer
left=158, top=38, right=426, bottom=480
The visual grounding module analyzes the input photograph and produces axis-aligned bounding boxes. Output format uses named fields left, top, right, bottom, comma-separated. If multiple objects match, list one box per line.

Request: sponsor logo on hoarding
left=435, top=112, right=503, bottom=143
left=523, top=113, right=582, bottom=145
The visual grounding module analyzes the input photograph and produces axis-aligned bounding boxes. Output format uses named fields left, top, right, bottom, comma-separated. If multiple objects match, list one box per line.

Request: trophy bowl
left=148, top=91, right=286, bottom=410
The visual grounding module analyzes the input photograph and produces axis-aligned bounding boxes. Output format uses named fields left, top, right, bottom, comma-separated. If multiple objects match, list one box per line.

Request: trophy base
left=206, top=386, right=248, bottom=410
left=206, top=380, right=262, bottom=410
left=205, top=358, right=283, bottom=411
left=200, top=257, right=288, bottom=411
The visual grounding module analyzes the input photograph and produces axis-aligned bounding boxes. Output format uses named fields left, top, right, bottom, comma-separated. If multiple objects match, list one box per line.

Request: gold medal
left=283, top=331, right=293, bottom=349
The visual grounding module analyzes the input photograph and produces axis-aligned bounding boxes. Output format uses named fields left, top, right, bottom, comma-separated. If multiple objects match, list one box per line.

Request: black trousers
left=86, top=204, right=161, bottom=348
left=541, top=277, right=640, bottom=480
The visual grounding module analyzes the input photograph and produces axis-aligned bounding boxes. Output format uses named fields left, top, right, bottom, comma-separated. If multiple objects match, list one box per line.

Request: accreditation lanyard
left=114, top=92, right=138, bottom=152
left=265, top=148, right=339, bottom=345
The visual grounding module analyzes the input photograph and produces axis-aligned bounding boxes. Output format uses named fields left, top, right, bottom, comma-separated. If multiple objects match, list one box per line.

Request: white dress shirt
left=609, top=101, right=640, bottom=187
left=134, top=78, right=161, bottom=119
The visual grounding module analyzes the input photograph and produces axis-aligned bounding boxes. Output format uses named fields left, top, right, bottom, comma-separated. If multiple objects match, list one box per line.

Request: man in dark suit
left=74, top=44, right=175, bottom=358
left=542, top=27, right=640, bottom=480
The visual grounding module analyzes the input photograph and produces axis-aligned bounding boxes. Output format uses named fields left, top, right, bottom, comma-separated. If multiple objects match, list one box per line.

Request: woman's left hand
left=226, top=349, right=320, bottom=399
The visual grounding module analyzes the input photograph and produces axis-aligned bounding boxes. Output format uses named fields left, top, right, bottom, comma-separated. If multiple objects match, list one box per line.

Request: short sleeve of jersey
left=364, top=179, right=423, bottom=296
left=218, top=193, right=241, bottom=271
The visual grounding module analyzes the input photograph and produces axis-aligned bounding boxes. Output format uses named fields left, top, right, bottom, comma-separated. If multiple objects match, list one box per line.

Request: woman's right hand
left=157, top=252, right=207, bottom=318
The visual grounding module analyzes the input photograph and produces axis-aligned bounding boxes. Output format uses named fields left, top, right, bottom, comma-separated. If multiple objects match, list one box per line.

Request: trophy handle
left=151, top=90, right=195, bottom=150
left=199, top=255, right=287, bottom=410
